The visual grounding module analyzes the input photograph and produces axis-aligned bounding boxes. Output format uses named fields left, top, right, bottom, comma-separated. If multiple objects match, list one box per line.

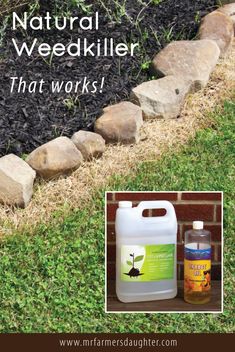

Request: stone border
left=0, top=3, right=235, bottom=208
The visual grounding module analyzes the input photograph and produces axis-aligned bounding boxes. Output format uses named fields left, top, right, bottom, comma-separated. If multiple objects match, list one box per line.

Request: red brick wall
left=106, top=192, right=222, bottom=281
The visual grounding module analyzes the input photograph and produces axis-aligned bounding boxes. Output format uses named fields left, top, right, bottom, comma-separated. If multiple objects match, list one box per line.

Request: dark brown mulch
left=0, top=0, right=218, bottom=156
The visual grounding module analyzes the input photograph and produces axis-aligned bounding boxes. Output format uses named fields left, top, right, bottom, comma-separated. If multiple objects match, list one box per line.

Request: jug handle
left=137, top=201, right=175, bottom=219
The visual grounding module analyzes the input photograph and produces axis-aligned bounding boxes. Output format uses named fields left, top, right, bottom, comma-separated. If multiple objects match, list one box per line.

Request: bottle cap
left=193, top=221, right=204, bottom=230
left=118, top=201, right=132, bottom=208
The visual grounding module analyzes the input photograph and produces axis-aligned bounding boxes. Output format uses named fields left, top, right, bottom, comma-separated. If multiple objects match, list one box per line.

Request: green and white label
left=121, top=244, right=175, bottom=282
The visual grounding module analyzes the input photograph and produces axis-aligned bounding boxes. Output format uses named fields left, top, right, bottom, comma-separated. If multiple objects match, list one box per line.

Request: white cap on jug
left=118, top=201, right=132, bottom=208
left=193, top=221, right=204, bottom=230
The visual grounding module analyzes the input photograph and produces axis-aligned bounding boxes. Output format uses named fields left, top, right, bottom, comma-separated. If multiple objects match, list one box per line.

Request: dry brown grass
left=0, top=0, right=31, bottom=16
left=0, top=40, right=235, bottom=237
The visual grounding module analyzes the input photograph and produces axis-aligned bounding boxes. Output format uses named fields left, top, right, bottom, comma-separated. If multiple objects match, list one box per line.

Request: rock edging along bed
left=0, top=3, right=235, bottom=208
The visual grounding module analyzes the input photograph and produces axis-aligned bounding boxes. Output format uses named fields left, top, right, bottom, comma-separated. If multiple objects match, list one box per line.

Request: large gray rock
left=71, top=130, right=105, bottom=160
left=0, top=154, right=36, bottom=208
left=94, top=102, right=143, bottom=144
left=198, top=11, right=234, bottom=56
left=151, top=40, right=220, bottom=92
left=26, top=137, right=83, bottom=179
left=131, top=76, right=191, bottom=119
left=218, top=3, right=235, bottom=34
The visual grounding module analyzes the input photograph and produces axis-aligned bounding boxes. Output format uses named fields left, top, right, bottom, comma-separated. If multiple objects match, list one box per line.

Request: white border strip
left=104, top=191, right=223, bottom=314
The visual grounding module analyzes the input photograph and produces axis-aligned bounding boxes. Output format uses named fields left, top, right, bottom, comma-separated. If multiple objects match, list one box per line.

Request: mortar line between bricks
left=107, top=241, right=116, bottom=245
left=179, top=224, right=182, bottom=242
left=172, top=221, right=222, bottom=226
left=177, top=265, right=180, bottom=279
left=213, top=204, right=217, bottom=222
left=214, top=243, right=218, bottom=262
left=107, top=221, right=222, bottom=225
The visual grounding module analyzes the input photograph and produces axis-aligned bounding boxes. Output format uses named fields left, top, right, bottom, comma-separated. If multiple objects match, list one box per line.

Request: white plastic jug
left=115, top=200, right=177, bottom=303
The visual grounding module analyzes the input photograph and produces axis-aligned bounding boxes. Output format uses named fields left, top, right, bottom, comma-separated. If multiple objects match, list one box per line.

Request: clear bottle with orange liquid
left=184, top=221, right=211, bottom=304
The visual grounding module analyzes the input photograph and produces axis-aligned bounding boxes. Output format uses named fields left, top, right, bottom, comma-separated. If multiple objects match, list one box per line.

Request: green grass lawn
left=0, top=98, right=234, bottom=333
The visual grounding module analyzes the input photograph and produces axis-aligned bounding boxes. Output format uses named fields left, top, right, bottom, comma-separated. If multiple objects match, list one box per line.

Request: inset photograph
left=105, top=192, right=223, bottom=313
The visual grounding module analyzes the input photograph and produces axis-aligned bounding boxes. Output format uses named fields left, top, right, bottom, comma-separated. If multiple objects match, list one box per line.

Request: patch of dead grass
left=0, top=0, right=31, bottom=16
left=0, top=40, right=235, bottom=237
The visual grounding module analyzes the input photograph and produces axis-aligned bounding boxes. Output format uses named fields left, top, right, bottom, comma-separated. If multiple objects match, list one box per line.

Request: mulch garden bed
left=0, top=0, right=218, bottom=156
